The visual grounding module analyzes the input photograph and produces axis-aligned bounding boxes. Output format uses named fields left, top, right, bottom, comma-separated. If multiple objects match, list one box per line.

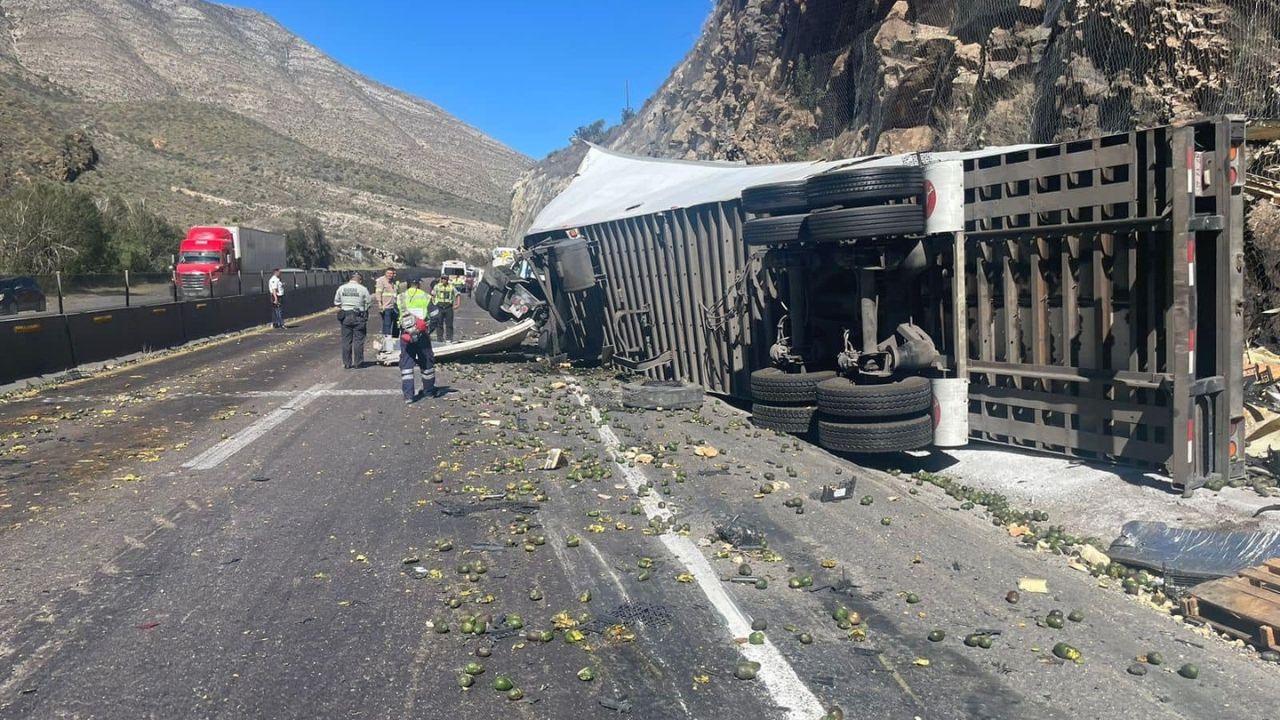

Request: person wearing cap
left=396, top=277, right=437, bottom=403
left=333, top=272, right=372, bottom=369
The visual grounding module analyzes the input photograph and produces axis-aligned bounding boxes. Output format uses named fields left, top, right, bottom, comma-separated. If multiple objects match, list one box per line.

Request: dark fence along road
left=0, top=285, right=343, bottom=386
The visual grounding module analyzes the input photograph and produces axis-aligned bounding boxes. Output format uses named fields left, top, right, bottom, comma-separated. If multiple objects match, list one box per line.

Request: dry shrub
left=1245, top=199, right=1280, bottom=345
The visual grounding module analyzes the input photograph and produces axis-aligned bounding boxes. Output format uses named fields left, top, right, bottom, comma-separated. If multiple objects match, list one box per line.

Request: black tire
left=485, top=265, right=519, bottom=292
left=807, top=205, right=924, bottom=243
left=816, top=376, right=932, bottom=419
left=743, top=214, right=808, bottom=247
left=474, top=279, right=494, bottom=309
left=817, top=415, right=933, bottom=453
left=805, top=166, right=923, bottom=208
left=750, top=368, right=838, bottom=405
left=751, top=403, right=817, bottom=434
left=742, top=180, right=810, bottom=215
left=620, top=380, right=704, bottom=410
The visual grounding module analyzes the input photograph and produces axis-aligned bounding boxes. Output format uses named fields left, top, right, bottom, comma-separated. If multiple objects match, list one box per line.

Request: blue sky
left=228, top=1, right=713, bottom=159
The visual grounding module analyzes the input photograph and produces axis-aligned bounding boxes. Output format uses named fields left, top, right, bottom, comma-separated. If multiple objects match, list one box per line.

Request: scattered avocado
left=860, top=495, right=874, bottom=506
left=799, top=633, right=814, bottom=645
left=739, top=563, right=753, bottom=576
left=734, top=661, right=761, bottom=680
left=493, top=676, right=513, bottom=692
left=1005, top=590, right=1020, bottom=604
left=1052, top=642, right=1081, bottom=663
left=476, top=646, right=492, bottom=658
left=506, top=688, right=524, bottom=701
left=904, top=592, right=921, bottom=604
left=1067, top=609, right=1084, bottom=623
left=749, top=631, right=765, bottom=645
left=1127, top=663, right=1147, bottom=676
left=928, top=630, right=946, bottom=642
left=880, top=517, right=892, bottom=526
left=1045, top=614, right=1065, bottom=630
left=1178, top=663, right=1199, bottom=679
left=752, top=618, right=768, bottom=631
left=755, top=578, right=769, bottom=589
left=577, top=667, right=595, bottom=681
left=463, top=662, right=485, bottom=675
left=457, top=673, right=474, bottom=688
left=1147, top=651, right=1164, bottom=666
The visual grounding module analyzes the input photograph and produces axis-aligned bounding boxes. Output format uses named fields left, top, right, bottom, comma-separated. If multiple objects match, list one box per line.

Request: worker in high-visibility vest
left=396, top=277, right=437, bottom=403
left=430, top=276, right=460, bottom=343
left=397, top=276, right=432, bottom=321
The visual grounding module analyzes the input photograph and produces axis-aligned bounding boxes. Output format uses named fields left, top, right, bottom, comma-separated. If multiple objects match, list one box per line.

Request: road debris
left=1017, top=577, right=1048, bottom=594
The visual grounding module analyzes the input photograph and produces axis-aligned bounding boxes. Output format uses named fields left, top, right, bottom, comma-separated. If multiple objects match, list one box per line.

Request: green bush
left=285, top=214, right=334, bottom=269
left=0, top=181, right=180, bottom=274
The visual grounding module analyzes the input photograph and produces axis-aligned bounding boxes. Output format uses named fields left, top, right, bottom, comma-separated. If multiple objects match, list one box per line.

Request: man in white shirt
left=268, top=268, right=285, bottom=329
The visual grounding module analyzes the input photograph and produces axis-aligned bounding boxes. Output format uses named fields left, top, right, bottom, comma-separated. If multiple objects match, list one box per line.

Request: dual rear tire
left=812, top=375, right=934, bottom=453
left=748, top=368, right=835, bottom=435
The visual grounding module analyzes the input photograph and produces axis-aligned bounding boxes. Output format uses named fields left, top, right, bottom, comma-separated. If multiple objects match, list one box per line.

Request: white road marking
left=566, top=378, right=826, bottom=720
left=182, top=382, right=336, bottom=470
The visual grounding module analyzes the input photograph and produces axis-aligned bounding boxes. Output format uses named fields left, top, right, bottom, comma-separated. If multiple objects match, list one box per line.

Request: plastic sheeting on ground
left=526, top=142, right=1042, bottom=236
left=1107, top=520, right=1280, bottom=590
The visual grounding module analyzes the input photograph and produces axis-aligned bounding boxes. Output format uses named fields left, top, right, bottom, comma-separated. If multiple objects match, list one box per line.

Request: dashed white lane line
left=566, top=377, right=826, bottom=720
left=182, top=382, right=337, bottom=470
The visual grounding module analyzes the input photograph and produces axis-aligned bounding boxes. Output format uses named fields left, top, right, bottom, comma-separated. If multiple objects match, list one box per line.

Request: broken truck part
left=501, top=117, right=1245, bottom=494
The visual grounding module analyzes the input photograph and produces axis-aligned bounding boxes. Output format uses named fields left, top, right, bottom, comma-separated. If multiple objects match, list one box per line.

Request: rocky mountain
left=510, top=0, right=1279, bottom=240
left=0, top=0, right=530, bottom=260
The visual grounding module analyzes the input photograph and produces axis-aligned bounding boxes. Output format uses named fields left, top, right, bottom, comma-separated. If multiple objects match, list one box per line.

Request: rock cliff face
left=510, top=0, right=1277, bottom=239
left=0, top=0, right=530, bottom=257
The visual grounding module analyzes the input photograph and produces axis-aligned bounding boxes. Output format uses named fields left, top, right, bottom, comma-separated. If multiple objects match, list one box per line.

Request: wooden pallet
left=1182, top=559, right=1280, bottom=651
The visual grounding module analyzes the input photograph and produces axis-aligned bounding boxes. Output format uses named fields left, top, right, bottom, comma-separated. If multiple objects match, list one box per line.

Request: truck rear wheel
left=751, top=403, right=817, bottom=434
left=805, top=166, right=923, bottom=209
left=742, top=180, right=810, bottom=216
left=743, top=214, right=808, bottom=247
left=806, top=205, right=924, bottom=243
left=817, top=415, right=933, bottom=454
left=750, top=368, right=837, bottom=405
left=816, top=376, right=932, bottom=419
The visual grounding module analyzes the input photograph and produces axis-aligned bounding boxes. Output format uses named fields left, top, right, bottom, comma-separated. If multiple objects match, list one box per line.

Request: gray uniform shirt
left=334, top=281, right=372, bottom=312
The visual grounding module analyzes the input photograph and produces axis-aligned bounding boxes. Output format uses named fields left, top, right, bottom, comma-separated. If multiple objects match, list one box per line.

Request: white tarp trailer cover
left=526, top=142, right=1042, bottom=236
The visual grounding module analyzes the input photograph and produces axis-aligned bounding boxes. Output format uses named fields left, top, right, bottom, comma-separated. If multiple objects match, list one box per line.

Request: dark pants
left=381, top=308, right=398, bottom=336
left=339, top=310, right=367, bottom=368
left=399, top=337, right=435, bottom=400
left=435, top=304, right=454, bottom=342
left=272, top=297, right=284, bottom=328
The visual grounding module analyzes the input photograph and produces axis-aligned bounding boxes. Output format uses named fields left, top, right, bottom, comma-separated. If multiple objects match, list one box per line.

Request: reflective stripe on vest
left=433, top=282, right=456, bottom=305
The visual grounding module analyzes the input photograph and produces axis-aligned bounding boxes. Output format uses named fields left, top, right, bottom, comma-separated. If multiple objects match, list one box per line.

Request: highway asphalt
left=0, top=302, right=1275, bottom=719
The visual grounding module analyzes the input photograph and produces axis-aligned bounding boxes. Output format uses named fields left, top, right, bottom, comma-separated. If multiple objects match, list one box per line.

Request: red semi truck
left=175, top=226, right=288, bottom=298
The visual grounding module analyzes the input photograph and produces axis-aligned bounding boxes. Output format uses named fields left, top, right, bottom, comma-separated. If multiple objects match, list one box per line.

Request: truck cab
left=176, top=226, right=236, bottom=298
left=175, top=226, right=288, bottom=299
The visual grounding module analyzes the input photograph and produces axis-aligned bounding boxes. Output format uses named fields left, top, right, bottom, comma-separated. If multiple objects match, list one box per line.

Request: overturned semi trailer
left=518, top=117, right=1246, bottom=494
